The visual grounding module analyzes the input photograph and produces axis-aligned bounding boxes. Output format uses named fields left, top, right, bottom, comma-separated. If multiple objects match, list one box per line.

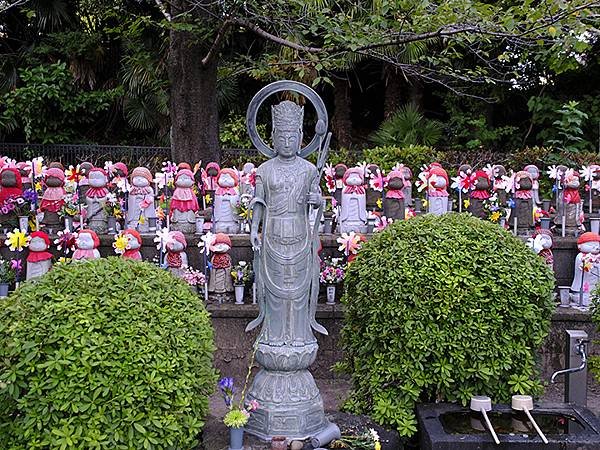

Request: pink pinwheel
left=370, top=170, right=386, bottom=192
left=337, top=232, right=363, bottom=256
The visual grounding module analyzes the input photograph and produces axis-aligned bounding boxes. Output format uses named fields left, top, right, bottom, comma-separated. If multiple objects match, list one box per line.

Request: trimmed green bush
left=0, top=257, right=216, bottom=449
left=338, top=214, right=555, bottom=437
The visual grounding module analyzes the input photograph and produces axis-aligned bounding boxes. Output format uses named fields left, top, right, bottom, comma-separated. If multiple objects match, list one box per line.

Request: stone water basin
left=417, top=402, right=600, bottom=449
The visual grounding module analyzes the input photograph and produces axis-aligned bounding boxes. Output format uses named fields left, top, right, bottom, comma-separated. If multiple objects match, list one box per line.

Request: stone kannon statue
left=0, top=167, right=23, bottom=226
left=339, top=167, right=368, bottom=233
left=553, top=165, right=568, bottom=227
left=245, top=81, right=336, bottom=441
left=16, top=162, right=32, bottom=191
left=240, top=162, right=256, bottom=197
left=85, top=168, right=109, bottom=234
left=333, top=163, right=347, bottom=206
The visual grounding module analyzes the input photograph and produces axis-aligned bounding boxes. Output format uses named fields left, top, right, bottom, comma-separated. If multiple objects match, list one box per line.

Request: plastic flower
left=10, top=259, right=22, bottom=273
left=247, top=400, right=259, bottom=412
left=490, top=211, right=501, bottom=223
left=204, top=193, right=212, bottom=205
left=224, top=409, right=249, bottom=428
left=376, top=198, right=383, bottom=209
left=113, top=234, right=129, bottom=255
left=31, top=157, right=45, bottom=178
left=5, top=229, right=29, bottom=252
left=374, top=216, right=393, bottom=232
left=405, top=207, right=416, bottom=219
left=463, top=199, right=470, bottom=209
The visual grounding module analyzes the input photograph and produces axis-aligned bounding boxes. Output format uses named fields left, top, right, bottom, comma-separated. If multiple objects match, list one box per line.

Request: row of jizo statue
left=0, top=159, right=599, bottom=238
left=20, top=227, right=243, bottom=301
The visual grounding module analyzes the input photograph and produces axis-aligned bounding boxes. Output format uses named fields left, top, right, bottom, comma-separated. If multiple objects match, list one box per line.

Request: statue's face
left=176, top=174, right=194, bottom=188
left=345, top=172, right=363, bottom=186
left=218, top=173, right=235, bottom=188
left=89, top=172, right=107, bottom=188
left=401, top=167, right=412, bottom=180
left=388, top=176, right=404, bottom=190
left=29, top=236, right=47, bottom=252
left=494, top=166, right=506, bottom=178
left=212, top=243, right=230, bottom=253
left=132, top=176, right=149, bottom=188
left=243, top=163, right=255, bottom=174
left=432, top=175, right=447, bottom=189
left=476, top=177, right=490, bottom=190
left=538, top=235, right=552, bottom=250
left=127, top=235, right=141, bottom=249
left=526, top=166, right=539, bottom=179
left=76, top=233, right=94, bottom=250
left=167, top=240, right=184, bottom=252
left=273, top=130, right=301, bottom=157
left=46, top=176, right=63, bottom=188
left=580, top=241, right=600, bottom=254
left=567, top=177, right=580, bottom=189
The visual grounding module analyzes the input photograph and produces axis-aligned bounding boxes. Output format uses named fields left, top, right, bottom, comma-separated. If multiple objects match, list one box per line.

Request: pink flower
left=247, top=400, right=259, bottom=411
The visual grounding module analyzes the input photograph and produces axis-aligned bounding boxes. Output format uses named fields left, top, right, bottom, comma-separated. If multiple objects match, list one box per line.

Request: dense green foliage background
left=339, top=214, right=555, bottom=437
left=1, top=0, right=599, bottom=158
left=0, top=258, right=216, bottom=450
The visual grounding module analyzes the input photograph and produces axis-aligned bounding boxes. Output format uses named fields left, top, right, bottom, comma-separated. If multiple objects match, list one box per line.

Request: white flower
left=238, top=261, right=247, bottom=267
left=547, top=165, right=559, bottom=180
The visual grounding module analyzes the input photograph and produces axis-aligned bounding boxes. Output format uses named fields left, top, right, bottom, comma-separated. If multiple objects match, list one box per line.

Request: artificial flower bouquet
left=231, top=260, right=252, bottom=285
left=218, top=377, right=259, bottom=428
left=320, top=257, right=346, bottom=285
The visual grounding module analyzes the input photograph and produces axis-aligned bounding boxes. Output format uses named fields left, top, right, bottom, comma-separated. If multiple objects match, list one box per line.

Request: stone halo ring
left=246, top=80, right=329, bottom=159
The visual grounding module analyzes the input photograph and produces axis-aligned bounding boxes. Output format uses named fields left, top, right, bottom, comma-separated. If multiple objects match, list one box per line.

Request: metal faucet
left=551, top=338, right=588, bottom=384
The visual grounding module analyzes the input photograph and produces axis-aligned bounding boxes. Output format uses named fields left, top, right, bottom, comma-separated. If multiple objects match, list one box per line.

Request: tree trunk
left=168, top=28, right=220, bottom=164
left=331, top=76, right=352, bottom=149
left=408, top=77, right=424, bottom=111
left=383, top=64, right=402, bottom=118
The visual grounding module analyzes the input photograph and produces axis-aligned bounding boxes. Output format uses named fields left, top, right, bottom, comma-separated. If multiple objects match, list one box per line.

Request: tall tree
left=152, top=0, right=600, bottom=161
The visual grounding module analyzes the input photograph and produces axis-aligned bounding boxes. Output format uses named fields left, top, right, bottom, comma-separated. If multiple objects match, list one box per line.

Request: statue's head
left=272, top=100, right=303, bottom=158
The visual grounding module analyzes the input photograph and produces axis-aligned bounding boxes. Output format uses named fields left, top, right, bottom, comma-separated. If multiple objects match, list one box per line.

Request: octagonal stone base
left=244, top=369, right=331, bottom=441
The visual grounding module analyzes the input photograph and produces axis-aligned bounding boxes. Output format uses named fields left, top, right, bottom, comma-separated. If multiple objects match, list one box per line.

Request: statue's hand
left=251, top=231, right=261, bottom=251
left=307, top=192, right=322, bottom=207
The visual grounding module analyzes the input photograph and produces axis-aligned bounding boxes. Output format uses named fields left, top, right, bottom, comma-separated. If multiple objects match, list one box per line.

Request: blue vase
left=229, top=426, right=244, bottom=450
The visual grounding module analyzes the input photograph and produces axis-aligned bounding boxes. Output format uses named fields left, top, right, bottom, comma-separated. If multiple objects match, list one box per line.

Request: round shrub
left=339, top=213, right=554, bottom=437
left=0, top=257, right=216, bottom=449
